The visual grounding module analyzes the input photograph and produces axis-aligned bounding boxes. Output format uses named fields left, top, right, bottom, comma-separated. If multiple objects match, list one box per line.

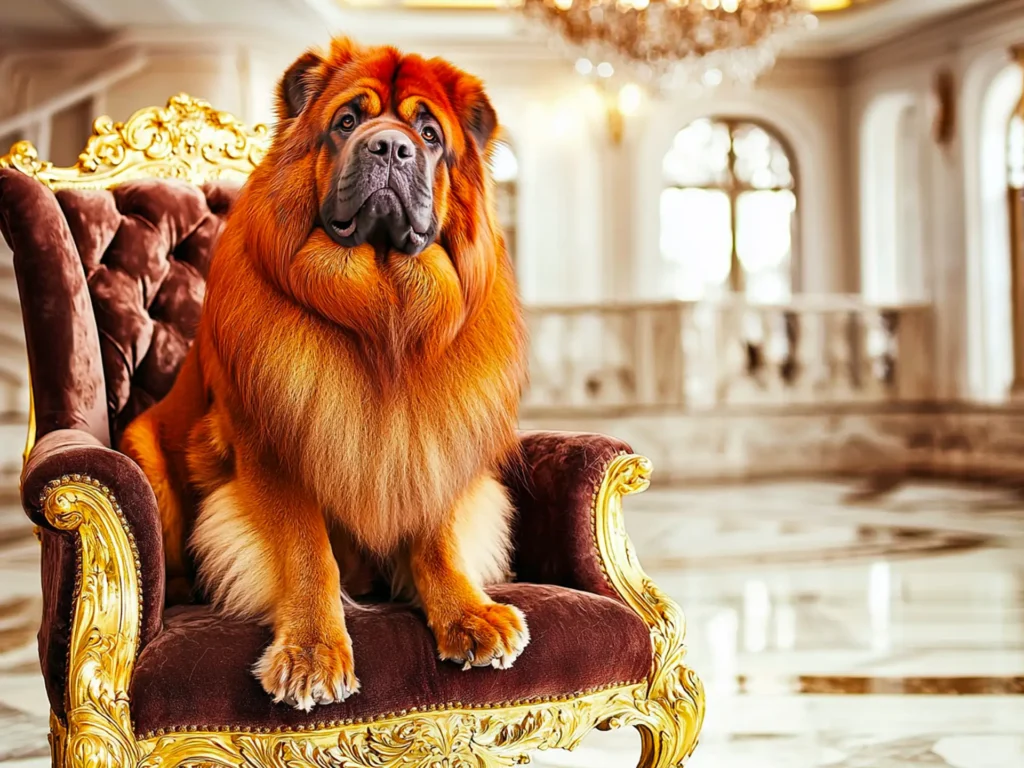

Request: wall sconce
left=930, top=68, right=956, bottom=147
left=579, top=69, right=645, bottom=145
left=613, top=83, right=644, bottom=140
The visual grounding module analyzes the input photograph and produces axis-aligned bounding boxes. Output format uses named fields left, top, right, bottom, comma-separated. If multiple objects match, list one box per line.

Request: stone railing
left=523, top=296, right=936, bottom=415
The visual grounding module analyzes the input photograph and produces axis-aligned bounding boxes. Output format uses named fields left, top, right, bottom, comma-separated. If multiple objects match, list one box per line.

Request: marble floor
left=1, top=479, right=1023, bottom=766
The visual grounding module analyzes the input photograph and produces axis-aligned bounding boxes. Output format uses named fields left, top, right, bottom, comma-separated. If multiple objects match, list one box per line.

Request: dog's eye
left=421, top=125, right=439, bottom=145
left=337, top=114, right=356, bottom=132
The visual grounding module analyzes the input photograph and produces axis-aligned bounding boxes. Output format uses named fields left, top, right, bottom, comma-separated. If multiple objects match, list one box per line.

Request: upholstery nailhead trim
left=589, top=450, right=630, bottom=596
left=136, top=680, right=644, bottom=739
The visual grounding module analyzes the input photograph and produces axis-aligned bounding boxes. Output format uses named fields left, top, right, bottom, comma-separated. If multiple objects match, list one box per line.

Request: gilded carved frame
left=3, top=94, right=705, bottom=767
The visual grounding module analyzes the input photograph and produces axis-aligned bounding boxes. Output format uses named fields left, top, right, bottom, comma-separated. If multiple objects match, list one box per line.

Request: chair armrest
left=22, top=428, right=165, bottom=726
left=505, top=431, right=637, bottom=601
left=506, top=431, right=702, bottom=741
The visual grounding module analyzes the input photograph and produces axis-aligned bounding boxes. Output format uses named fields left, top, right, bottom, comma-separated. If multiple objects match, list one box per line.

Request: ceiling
left=793, top=0, right=996, bottom=55
left=0, top=0, right=998, bottom=57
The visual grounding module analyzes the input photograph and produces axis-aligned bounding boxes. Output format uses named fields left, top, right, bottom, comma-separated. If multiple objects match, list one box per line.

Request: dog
left=120, top=36, right=529, bottom=712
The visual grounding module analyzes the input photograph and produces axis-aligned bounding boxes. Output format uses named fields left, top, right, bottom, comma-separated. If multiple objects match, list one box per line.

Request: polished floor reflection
left=0, top=480, right=1022, bottom=766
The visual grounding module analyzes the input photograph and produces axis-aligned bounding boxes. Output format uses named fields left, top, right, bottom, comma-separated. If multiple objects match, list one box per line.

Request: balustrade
left=523, top=297, right=935, bottom=415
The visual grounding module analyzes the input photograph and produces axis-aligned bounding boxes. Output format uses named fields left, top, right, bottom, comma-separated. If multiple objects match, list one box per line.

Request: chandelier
left=512, top=0, right=814, bottom=85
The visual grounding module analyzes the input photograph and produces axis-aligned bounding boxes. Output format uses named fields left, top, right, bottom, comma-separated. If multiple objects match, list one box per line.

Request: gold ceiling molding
left=808, top=0, right=887, bottom=11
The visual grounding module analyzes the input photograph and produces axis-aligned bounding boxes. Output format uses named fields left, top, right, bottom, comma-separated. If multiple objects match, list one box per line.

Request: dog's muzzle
left=323, top=126, right=435, bottom=255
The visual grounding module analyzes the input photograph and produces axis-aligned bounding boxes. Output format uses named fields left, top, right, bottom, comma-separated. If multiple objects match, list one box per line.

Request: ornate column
left=1007, top=46, right=1024, bottom=395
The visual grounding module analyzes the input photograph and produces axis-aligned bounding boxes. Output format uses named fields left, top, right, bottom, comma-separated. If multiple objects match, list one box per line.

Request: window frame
left=661, top=116, right=802, bottom=297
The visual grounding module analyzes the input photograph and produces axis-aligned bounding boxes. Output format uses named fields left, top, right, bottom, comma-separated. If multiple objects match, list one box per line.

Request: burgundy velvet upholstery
left=505, top=431, right=631, bottom=602
left=0, top=169, right=237, bottom=447
left=0, top=170, right=110, bottom=444
left=132, top=584, right=651, bottom=736
left=22, top=429, right=166, bottom=719
left=2, top=171, right=653, bottom=730
left=77, top=179, right=235, bottom=442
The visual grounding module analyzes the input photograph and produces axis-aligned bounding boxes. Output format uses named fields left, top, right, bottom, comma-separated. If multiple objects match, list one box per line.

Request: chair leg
left=636, top=717, right=694, bottom=768
left=48, top=714, right=66, bottom=768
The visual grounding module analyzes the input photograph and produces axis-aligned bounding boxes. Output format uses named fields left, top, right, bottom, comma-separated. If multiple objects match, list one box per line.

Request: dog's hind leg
left=121, top=411, right=194, bottom=603
left=120, top=350, right=208, bottom=605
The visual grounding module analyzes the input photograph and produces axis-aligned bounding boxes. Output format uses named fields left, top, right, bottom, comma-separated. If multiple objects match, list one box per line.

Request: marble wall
left=849, top=0, right=1024, bottom=402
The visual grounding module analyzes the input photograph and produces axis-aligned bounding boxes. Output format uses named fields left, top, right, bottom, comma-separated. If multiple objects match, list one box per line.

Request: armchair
left=0, top=95, right=704, bottom=768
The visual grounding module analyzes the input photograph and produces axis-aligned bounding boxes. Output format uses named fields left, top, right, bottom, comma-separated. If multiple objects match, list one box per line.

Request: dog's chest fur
left=233, top=315, right=520, bottom=554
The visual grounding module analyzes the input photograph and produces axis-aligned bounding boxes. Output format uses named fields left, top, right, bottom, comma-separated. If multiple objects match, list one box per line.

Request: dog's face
left=316, top=86, right=443, bottom=256
left=249, top=38, right=503, bottom=360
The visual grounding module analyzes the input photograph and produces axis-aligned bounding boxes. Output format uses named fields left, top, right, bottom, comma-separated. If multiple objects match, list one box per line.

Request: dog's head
left=242, top=38, right=506, bottom=357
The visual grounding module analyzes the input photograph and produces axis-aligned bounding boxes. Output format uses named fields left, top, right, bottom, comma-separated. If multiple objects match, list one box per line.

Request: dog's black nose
left=366, top=129, right=415, bottom=163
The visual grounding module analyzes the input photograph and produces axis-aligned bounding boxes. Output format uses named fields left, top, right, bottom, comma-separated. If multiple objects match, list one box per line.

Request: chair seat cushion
left=131, top=583, right=652, bottom=736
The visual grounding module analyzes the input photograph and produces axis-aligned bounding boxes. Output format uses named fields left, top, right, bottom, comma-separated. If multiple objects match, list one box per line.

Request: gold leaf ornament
left=1, top=93, right=269, bottom=190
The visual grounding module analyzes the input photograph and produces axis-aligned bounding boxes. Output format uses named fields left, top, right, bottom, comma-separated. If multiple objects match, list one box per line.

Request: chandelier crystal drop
left=511, top=0, right=814, bottom=86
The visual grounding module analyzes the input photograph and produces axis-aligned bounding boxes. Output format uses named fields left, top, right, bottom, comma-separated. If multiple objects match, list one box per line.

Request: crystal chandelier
left=512, top=0, right=814, bottom=85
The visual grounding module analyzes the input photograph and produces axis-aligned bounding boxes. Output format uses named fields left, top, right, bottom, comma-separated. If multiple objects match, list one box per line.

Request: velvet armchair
left=0, top=95, right=704, bottom=768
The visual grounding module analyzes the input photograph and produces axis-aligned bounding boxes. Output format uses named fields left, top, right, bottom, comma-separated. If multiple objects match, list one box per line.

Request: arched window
left=490, top=140, right=518, bottom=268
left=661, top=118, right=797, bottom=302
left=971, top=63, right=1021, bottom=401
left=859, top=93, right=925, bottom=303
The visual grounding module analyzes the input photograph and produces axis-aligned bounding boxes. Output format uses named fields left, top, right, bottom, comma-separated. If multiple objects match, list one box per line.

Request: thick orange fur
left=121, top=37, right=528, bottom=710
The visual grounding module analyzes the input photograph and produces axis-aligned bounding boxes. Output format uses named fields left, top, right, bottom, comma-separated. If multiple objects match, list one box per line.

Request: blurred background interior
left=1, top=0, right=1024, bottom=766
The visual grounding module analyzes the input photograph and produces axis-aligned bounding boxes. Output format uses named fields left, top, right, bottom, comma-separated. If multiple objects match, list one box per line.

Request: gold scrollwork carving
left=136, top=686, right=650, bottom=768
left=594, top=455, right=705, bottom=766
left=44, top=454, right=703, bottom=767
left=1, top=93, right=270, bottom=191
left=40, top=477, right=143, bottom=768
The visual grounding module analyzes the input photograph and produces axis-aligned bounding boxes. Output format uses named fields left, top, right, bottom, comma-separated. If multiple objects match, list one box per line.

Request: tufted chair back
left=0, top=170, right=240, bottom=447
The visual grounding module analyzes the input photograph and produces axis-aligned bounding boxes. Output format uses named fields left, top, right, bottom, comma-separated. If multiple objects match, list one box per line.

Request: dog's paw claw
left=436, top=602, right=530, bottom=671
left=255, top=637, right=360, bottom=710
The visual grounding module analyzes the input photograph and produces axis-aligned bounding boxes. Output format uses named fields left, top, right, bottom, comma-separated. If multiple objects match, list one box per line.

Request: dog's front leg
left=407, top=477, right=530, bottom=670
left=193, top=459, right=359, bottom=711
left=252, top=477, right=359, bottom=710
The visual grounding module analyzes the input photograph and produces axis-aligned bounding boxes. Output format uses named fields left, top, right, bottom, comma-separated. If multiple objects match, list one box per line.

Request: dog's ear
left=275, top=38, right=358, bottom=122
left=276, top=49, right=326, bottom=121
left=463, top=91, right=498, bottom=152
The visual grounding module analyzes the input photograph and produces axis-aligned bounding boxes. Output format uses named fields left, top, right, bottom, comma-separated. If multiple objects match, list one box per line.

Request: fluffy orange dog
left=121, top=37, right=529, bottom=711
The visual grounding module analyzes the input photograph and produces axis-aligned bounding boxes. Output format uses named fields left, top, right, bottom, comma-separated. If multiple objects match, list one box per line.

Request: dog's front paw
left=435, top=601, right=530, bottom=671
left=254, top=636, right=360, bottom=711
